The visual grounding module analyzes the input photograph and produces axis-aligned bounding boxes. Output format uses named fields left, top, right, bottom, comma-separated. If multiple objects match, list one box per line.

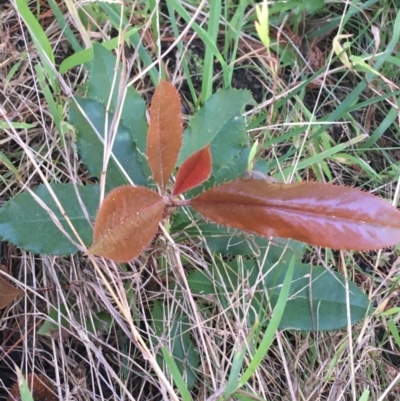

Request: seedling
left=0, top=46, right=399, bottom=333
left=89, top=80, right=400, bottom=262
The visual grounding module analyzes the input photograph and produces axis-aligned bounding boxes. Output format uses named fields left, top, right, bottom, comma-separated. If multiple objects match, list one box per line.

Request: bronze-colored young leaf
left=89, top=186, right=164, bottom=262
left=0, top=265, right=24, bottom=309
left=188, top=178, right=400, bottom=250
left=172, top=145, right=212, bottom=196
left=147, top=80, right=183, bottom=193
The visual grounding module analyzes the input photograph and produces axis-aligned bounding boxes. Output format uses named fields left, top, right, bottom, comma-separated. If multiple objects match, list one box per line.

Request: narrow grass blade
left=14, top=0, right=57, bottom=91
left=224, top=345, right=247, bottom=397
left=161, top=346, right=193, bottom=401
left=313, top=10, right=400, bottom=142
left=358, top=389, right=370, bottom=401
left=47, top=0, right=82, bottom=52
left=167, top=0, right=229, bottom=96
left=202, top=0, right=221, bottom=99
left=237, top=256, right=294, bottom=387
left=0, top=122, right=34, bottom=130
left=100, top=3, right=159, bottom=84
left=277, top=134, right=367, bottom=179
left=59, top=28, right=139, bottom=74
left=0, top=151, right=21, bottom=181
left=35, top=64, right=62, bottom=136
left=13, top=367, right=35, bottom=401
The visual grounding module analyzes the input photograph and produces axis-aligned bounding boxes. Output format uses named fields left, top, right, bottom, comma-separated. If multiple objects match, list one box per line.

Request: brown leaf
left=0, top=265, right=24, bottom=309
left=188, top=178, right=400, bottom=250
left=89, top=186, right=165, bottom=262
left=172, top=145, right=212, bottom=196
left=7, top=372, right=56, bottom=401
left=147, top=80, right=183, bottom=193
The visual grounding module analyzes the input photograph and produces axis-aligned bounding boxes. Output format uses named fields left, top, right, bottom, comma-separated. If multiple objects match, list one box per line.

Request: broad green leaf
left=69, top=97, right=148, bottom=190
left=147, top=81, right=183, bottom=192
left=188, top=258, right=371, bottom=331
left=178, top=89, right=253, bottom=166
left=88, top=44, right=148, bottom=154
left=0, top=183, right=99, bottom=255
left=151, top=300, right=200, bottom=389
left=211, top=147, right=250, bottom=188
left=189, top=178, right=400, bottom=251
left=89, top=186, right=164, bottom=262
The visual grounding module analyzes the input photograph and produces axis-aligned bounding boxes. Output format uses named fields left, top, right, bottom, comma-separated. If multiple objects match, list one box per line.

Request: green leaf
left=59, top=29, right=138, bottom=74
left=69, top=97, right=149, bottom=190
left=178, top=89, right=254, bottom=166
left=161, top=347, right=193, bottom=401
left=0, top=183, right=99, bottom=255
left=187, top=258, right=371, bottom=331
left=151, top=300, right=199, bottom=389
left=238, top=256, right=295, bottom=387
left=88, top=43, right=148, bottom=155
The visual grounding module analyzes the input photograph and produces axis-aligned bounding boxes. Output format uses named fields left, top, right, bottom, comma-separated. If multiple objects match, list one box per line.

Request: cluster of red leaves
left=89, top=81, right=400, bottom=263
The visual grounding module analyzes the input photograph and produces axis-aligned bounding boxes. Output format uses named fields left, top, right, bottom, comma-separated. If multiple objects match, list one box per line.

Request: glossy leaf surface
left=189, top=178, right=400, bottom=250
left=147, top=81, right=182, bottom=192
left=173, top=145, right=212, bottom=196
left=0, top=184, right=99, bottom=255
left=187, top=258, right=370, bottom=330
left=89, top=186, right=164, bottom=262
left=171, top=209, right=305, bottom=259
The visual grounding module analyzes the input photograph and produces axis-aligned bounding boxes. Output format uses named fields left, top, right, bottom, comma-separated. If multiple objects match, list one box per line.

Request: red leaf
left=188, top=178, right=400, bottom=250
left=172, top=145, right=212, bottom=196
left=147, top=80, right=183, bottom=193
left=89, top=186, right=165, bottom=262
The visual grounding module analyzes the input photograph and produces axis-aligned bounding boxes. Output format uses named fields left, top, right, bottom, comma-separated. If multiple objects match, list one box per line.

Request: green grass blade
left=47, top=0, right=82, bottom=52
left=59, top=28, right=139, bottom=74
left=313, top=10, right=400, bottom=142
left=14, top=367, right=35, bottom=401
left=237, top=256, right=295, bottom=387
left=0, top=122, right=34, bottom=130
left=0, top=151, right=22, bottom=181
left=276, top=134, right=367, bottom=179
left=167, top=0, right=229, bottom=98
left=161, top=346, right=193, bottom=401
left=14, top=0, right=58, bottom=91
left=358, top=389, right=370, bottom=401
left=99, top=3, right=159, bottom=85
left=202, top=0, right=222, bottom=99
left=35, top=64, right=63, bottom=137
left=166, top=3, right=198, bottom=105
left=225, top=0, right=248, bottom=83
